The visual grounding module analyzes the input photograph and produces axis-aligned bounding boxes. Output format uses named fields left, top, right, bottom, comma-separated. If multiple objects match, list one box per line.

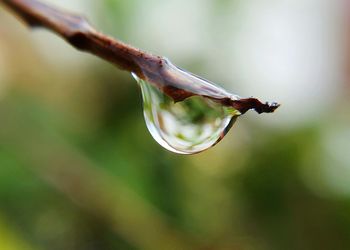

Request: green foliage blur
left=0, top=0, right=349, bottom=249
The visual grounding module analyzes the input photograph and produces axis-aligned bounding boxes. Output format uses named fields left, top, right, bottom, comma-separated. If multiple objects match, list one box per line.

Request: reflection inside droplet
left=132, top=73, right=241, bottom=154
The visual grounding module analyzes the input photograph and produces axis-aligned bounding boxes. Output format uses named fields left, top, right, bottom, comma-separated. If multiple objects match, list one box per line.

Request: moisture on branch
left=1, top=0, right=280, bottom=114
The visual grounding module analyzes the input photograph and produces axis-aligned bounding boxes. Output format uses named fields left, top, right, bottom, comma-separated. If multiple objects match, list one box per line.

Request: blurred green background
left=0, top=0, right=349, bottom=249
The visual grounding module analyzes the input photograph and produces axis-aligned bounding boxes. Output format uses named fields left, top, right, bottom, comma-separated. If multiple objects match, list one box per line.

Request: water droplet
left=132, top=69, right=241, bottom=154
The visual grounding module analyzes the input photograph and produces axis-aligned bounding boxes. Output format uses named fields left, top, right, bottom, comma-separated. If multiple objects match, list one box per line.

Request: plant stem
left=1, top=0, right=280, bottom=114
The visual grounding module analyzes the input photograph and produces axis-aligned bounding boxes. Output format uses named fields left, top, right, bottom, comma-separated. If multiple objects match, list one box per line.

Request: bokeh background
left=0, top=0, right=349, bottom=249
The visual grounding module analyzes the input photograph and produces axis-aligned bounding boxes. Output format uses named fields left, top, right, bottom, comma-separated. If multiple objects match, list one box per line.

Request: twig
left=1, top=0, right=280, bottom=114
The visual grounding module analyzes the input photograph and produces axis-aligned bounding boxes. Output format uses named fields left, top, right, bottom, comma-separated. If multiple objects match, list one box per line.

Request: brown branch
left=1, top=0, right=280, bottom=114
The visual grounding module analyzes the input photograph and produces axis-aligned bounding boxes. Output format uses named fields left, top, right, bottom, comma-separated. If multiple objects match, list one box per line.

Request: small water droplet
left=132, top=72, right=241, bottom=154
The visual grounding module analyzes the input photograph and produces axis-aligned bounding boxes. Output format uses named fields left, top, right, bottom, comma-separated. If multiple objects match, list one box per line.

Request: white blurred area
left=230, top=0, right=345, bottom=126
